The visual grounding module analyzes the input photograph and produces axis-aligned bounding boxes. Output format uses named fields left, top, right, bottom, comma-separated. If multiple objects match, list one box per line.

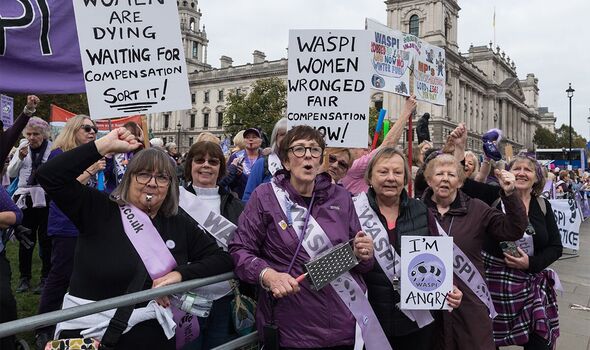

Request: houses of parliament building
left=148, top=0, right=556, bottom=153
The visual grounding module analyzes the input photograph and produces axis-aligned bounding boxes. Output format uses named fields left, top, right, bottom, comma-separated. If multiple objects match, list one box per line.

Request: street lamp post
left=566, top=83, right=575, bottom=167
left=176, top=122, right=182, bottom=153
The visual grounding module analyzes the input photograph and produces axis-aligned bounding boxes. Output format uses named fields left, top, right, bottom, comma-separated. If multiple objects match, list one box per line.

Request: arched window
left=189, top=18, right=195, bottom=31
left=409, top=15, right=419, bottom=37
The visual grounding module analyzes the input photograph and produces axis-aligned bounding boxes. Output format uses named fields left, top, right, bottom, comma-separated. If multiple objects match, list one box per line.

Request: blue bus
left=535, top=148, right=587, bottom=170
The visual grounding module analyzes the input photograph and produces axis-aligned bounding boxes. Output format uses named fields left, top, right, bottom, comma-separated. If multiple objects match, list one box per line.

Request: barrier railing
left=0, top=271, right=258, bottom=350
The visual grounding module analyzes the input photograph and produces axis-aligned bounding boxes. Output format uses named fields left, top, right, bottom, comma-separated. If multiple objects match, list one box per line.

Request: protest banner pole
left=408, top=70, right=415, bottom=197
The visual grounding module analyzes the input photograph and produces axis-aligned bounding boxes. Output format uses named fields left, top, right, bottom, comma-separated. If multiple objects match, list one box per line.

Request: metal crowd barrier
left=0, top=271, right=259, bottom=349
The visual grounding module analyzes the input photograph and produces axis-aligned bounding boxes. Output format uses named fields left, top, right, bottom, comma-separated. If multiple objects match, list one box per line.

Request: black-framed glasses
left=289, top=145, right=323, bottom=158
left=135, top=172, right=171, bottom=186
left=328, top=154, right=349, bottom=170
left=525, top=222, right=536, bottom=236
left=193, top=158, right=220, bottom=166
left=80, top=125, right=98, bottom=133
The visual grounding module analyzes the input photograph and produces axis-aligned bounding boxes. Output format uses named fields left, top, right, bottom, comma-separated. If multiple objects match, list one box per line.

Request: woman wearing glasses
left=230, top=125, right=381, bottom=350
left=34, top=115, right=105, bottom=346
left=36, top=128, right=233, bottom=350
left=179, top=141, right=244, bottom=349
left=323, top=148, right=352, bottom=184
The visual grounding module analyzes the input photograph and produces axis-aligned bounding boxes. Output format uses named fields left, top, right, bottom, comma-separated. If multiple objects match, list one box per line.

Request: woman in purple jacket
left=229, top=126, right=379, bottom=350
left=34, top=115, right=105, bottom=346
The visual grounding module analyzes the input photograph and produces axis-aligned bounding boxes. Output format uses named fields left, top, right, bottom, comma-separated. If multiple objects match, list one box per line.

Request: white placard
left=366, top=19, right=411, bottom=96
left=412, top=39, right=446, bottom=105
left=73, top=0, right=191, bottom=119
left=287, top=29, right=371, bottom=148
left=401, top=236, right=453, bottom=310
left=550, top=199, right=582, bottom=250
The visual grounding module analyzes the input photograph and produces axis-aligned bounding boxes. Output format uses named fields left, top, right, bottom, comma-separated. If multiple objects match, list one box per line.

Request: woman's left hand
left=353, top=231, right=374, bottom=261
left=495, top=169, right=516, bottom=196
left=504, top=247, right=529, bottom=270
left=446, top=285, right=462, bottom=310
left=152, top=271, right=182, bottom=308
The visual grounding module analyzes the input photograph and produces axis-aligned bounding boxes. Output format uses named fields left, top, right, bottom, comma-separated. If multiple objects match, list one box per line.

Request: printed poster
left=401, top=236, right=453, bottom=310
left=287, top=29, right=371, bottom=148
left=72, top=0, right=191, bottom=119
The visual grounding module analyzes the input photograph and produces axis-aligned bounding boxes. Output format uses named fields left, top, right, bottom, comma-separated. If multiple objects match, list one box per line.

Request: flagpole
left=493, top=6, right=496, bottom=47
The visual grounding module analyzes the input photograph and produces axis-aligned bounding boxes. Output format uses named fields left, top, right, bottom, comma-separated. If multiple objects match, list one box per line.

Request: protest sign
left=72, top=0, right=191, bottom=119
left=287, top=29, right=371, bottom=148
left=0, top=95, right=13, bottom=130
left=550, top=199, right=582, bottom=250
left=412, top=39, right=446, bottom=105
left=401, top=236, right=453, bottom=310
left=366, top=19, right=411, bottom=96
left=0, top=0, right=85, bottom=94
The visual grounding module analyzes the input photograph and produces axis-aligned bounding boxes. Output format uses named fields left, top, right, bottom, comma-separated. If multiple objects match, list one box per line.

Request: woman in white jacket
left=7, top=117, right=52, bottom=294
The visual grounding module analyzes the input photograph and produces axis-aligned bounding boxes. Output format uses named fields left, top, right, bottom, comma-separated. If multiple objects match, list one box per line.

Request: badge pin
left=279, top=220, right=288, bottom=230
left=166, top=240, right=176, bottom=249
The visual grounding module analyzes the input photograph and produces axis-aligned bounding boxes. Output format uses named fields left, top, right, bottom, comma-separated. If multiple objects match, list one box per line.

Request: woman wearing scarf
left=482, top=154, right=562, bottom=349
left=179, top=140, right=245, bottom=349
left=7, top=116, right=52, bottom=294
left=36, top=128, right=232, bottom=350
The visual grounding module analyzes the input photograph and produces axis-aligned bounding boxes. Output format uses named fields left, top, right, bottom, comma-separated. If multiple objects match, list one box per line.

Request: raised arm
left=0, top=95, right=38, bottom=171
left=380, top=95, right=417, bottom=148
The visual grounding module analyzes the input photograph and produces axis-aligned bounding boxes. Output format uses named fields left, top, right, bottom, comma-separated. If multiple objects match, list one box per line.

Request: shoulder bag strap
left=99, top=262, right=149, bottom=350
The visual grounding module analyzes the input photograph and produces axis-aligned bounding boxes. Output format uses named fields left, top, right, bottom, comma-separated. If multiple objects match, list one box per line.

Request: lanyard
left=286, top=192, right=316, bottom=274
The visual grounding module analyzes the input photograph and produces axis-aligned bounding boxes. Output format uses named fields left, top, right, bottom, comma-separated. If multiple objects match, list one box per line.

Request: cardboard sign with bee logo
left=400, top=236, right=453, bottom=310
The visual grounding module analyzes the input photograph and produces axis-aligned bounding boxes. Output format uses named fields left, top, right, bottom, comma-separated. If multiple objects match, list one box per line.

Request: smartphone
left=500, top=241, right=521, bottom=257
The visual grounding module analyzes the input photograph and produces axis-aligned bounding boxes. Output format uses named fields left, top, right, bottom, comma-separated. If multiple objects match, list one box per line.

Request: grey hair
left=110, top=148, right=179, bottom=217
left=24, top=117, right=51, bottom=139
left=271, top=118, right=288, bottom=154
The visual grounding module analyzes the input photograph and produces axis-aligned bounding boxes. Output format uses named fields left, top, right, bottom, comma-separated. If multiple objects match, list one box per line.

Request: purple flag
left=0, top=0, right=85, bottom=93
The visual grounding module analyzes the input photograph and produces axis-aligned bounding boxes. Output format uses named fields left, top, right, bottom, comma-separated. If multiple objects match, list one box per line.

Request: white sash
left=271, top=182, right=391, bottom=350
left=353, top=192, right=435, bottom=328
left=435, top=221, right=497, bottom=318
left=178, top=187, right=236, bottom=251
left=178, top=186, right=234, bottom=300
left=267, top=152, right=282, bottom=176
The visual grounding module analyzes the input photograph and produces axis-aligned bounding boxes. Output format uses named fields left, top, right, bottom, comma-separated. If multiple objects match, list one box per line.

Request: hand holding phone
left=500, top=241, right=521, bottom=257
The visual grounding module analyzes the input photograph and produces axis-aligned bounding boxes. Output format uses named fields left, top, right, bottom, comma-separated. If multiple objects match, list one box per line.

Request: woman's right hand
left=262, top=268, right=300, bottom=298
left=95, top=128, right=141, bottom=155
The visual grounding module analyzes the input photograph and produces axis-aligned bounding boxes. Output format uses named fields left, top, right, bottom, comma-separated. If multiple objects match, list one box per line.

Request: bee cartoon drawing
left=410, top=260, right=444, bottom=284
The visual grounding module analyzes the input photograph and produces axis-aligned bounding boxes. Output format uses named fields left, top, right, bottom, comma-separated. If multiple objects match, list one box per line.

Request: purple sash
left=119, top=204, right=199, bottom=348
left=435, top=221, right=497, bottom=318
left=353, top=192, right=435, bottom=327
left=271, top=183, right=392, bottom=350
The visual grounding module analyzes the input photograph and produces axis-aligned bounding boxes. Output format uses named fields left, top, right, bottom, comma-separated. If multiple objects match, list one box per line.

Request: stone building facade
left=148, top=0, right=554, bottom=153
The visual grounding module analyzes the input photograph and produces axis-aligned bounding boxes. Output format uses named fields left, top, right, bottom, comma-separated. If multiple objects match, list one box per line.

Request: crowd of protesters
left=0, top=94, right=568, bottom=350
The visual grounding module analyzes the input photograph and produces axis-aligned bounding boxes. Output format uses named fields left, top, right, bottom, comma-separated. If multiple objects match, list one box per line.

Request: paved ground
left=502, top=219, right=590, bottom=350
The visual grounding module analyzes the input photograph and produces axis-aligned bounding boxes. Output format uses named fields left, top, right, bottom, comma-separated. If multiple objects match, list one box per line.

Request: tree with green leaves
left=222, top=77, right=287, bottom=138
left=5, top=94, right=88, bottom=122
left=533, top=127, right=557, bottom=148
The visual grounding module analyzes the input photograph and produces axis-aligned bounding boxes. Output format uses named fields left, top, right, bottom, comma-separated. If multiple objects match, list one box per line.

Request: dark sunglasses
left=194, top=158, right=220, bottom=166
left=80, top=125, right=98, bottom=133
left=329, top=154, right=349, bottom=170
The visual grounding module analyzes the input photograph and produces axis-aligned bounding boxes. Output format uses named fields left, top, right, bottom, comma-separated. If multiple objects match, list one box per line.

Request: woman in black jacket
left=179, top=141, right=245, bottom=350
left=357, top=147, right=462, bottom=350
left=37, top=129, right=233, bottom=350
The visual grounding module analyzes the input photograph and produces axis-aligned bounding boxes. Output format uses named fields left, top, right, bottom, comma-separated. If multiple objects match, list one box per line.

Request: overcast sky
left=198, top=0, right=589, bottom=140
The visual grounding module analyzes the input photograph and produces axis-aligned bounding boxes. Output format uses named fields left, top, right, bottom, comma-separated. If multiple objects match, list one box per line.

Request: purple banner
left=0, top=94, right=13, bottom=129
left=0, top=0, right=85, bottom=94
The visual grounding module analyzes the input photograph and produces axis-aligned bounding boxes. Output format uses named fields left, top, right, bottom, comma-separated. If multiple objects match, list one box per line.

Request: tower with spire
left=177, top=0, right=211, bottom=73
